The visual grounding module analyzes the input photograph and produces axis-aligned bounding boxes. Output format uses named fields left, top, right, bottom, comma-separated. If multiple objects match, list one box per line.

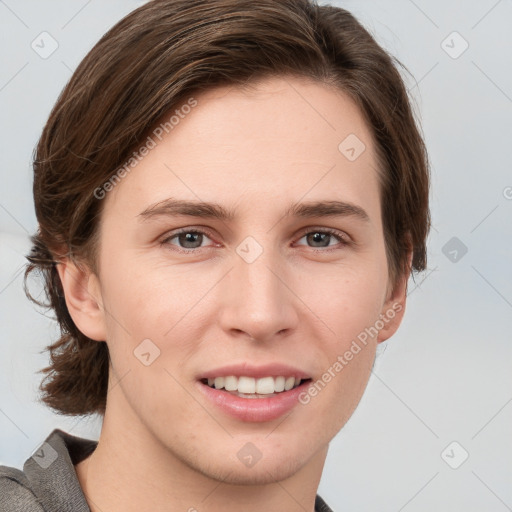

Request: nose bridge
left=219, top=236, right=298, bottom=340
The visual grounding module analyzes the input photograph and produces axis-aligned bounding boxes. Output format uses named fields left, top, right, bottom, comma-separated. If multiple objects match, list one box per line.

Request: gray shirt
left=0, top=429, right=334, bottom=511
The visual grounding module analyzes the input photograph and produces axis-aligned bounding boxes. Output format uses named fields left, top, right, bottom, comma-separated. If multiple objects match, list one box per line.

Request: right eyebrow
left=137, top=198, right=235, bottom=222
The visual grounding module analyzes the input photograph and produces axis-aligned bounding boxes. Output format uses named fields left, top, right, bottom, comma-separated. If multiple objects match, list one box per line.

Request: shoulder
left=315, top=494, right=335, bottom=512
left=0, top=465, right=44, bottom=511
left=0, top=428, right=97, bottom=512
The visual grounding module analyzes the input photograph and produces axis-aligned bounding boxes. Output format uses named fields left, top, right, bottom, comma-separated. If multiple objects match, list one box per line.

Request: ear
left=56, top=257, right=107, bottom=342
left=377, top=250, right=413, bottom=343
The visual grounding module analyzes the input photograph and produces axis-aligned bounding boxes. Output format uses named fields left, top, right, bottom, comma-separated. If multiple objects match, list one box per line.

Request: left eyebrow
left=137, top=198, right=370, bottom=223
left=284, top=200, right=370, bottom=223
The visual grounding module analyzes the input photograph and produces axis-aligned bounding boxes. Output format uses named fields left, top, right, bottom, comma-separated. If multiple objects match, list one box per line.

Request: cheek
left=293, top=262, right=385, bottom=418
left=327, top=345, right=375, bottom=434
left=100, top=251, right=181, bottom=322
left=297, top=260, right=387, bottom=337
left=298, top=316, right=378, bottom=438
left=98, top=254, right=211, bottom=376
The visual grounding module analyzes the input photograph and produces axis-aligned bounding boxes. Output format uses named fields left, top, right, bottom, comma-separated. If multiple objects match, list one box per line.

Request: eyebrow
left=137, top=198, right=370, bottom=223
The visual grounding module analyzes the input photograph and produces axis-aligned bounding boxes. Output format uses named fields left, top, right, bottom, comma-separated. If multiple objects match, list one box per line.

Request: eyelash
left=160, top=227, right=351, bottom=254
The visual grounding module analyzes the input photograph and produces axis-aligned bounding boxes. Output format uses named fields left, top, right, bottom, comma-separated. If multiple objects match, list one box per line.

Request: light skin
left=57, top=75, right=410, bottom=512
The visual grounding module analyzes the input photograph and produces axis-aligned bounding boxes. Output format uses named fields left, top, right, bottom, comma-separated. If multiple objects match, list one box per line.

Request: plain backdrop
left=0, top=1, right=511, bottom=511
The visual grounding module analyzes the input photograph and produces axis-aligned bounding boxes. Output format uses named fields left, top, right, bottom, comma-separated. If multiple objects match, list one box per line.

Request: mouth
left=196, top=363, right=314, bottom=422
left=197, top=368, right=312, bottom=423
left=199, top=375, right=312, bottom=399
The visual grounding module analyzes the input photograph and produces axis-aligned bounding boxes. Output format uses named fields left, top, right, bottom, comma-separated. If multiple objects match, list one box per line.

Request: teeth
left=224, top=375, right=238, bottom=391
left=284, top=376, right=295, bottom=391
left=274, top=376, right=285, bottom=392
left=238, top=376, right=256, bottom=394
left=255, top=376, right=274, bottom=394
left=205, top=375, right=306, bottom=394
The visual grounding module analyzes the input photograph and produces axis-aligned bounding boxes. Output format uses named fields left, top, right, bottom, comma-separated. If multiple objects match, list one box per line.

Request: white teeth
left=224, top=375, right=238, bottom=391
left=274, top=376, right=285, bottom=392
left=284, top=376, right=295, bottom=391
left=204, top=375, right=306, bottom=394
left=238, top=376, right=256, bottom=394
left=255, top=376, right=274, bottom=394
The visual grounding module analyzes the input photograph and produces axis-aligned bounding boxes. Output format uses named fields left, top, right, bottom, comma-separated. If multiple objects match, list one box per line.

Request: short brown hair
left=24, top=0, right=430, bottom=416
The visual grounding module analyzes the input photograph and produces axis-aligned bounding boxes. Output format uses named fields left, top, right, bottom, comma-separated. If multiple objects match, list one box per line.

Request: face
left=71, top=76, right=407, bottom=484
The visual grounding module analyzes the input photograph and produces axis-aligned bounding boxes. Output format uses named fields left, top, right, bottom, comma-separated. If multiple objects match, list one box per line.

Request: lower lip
left=197, top=380, right=311, bottom=423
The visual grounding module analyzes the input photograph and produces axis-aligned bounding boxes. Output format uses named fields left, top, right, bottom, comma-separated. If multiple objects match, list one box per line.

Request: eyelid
left=159, top=225, right=352, bottom=252
left=294, top=226, right=352, bottom=245
left=159, top=226, right=217, bottom=249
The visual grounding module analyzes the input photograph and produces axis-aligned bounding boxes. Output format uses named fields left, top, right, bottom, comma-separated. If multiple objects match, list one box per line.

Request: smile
left=202, top=375, right=310, bottom=397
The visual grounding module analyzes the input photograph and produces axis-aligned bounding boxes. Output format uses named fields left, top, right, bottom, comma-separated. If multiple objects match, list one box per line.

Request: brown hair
left=24, top=0, right=430, bottom=416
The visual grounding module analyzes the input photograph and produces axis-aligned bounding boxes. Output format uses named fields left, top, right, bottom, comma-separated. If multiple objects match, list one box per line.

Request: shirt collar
left=23, top=428, right=96, bottom=512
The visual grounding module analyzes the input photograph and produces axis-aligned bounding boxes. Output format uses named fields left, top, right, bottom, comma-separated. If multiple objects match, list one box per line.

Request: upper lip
left=198, top=363, right=311, bottom=380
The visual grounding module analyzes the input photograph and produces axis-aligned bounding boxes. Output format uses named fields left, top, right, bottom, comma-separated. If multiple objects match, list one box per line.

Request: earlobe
left=377, top=250, right=413, bottom=343
left=376, top=295, right=406, bottom=343
left=56, top=258, right=107, bottom=342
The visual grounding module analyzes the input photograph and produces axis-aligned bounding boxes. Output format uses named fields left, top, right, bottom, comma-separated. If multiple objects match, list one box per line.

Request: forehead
left=103, top=76, right=380, bottom=222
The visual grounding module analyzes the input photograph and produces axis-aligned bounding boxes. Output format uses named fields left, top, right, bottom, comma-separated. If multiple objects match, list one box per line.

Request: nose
left=218, top=243, right=299, bottom=344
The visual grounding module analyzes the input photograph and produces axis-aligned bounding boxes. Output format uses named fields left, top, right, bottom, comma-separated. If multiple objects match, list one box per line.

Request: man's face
left=89, top=76, right=406, bottom=484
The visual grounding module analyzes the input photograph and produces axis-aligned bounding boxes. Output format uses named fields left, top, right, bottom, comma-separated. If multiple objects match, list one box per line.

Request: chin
left=176, top=436, right=312, bottom=486
left=206, top=457, right=305, bottom=486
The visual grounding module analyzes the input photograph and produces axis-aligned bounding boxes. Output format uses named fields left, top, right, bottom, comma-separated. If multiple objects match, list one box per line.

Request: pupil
left=180, top=232, right=201, bottom=248
left=309, top=232, right=329, bottom=247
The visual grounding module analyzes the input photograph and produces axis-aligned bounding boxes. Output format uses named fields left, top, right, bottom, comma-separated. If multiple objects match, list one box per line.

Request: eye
left=295, top=228, right=350, bottom=251
left=160, top=227, right=351, bottom=254
left=160, top=228, right=215, bottom=252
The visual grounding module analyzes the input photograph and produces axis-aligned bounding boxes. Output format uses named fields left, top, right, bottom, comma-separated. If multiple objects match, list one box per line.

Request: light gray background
left=1, top=1, right=511, bottom=510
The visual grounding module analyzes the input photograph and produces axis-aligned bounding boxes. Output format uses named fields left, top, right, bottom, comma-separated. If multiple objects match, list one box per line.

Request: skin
left=57, top=75, right=410, bottom=512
